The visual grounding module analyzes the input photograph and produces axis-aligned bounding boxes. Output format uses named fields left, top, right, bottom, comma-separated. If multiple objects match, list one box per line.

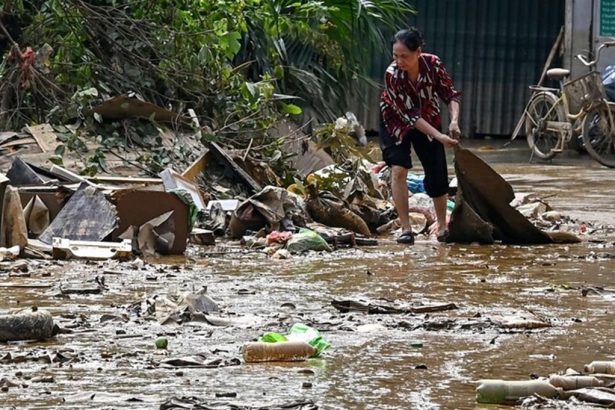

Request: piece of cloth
left=381, top=128, right=449, bottom=198
left=380, top=53, right=461, bottom=146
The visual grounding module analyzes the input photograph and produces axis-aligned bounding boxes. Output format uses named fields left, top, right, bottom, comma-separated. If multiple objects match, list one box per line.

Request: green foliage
left=307, top=168, right=350, bottom=196
left=237, top=0, right=415, bottom=120
left=1, top=0, right=413, bottom=176
left=313, top=119, right=375, bottom=163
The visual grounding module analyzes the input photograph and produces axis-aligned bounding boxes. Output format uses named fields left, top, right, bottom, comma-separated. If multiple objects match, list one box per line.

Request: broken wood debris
left=331, top=299, right=458, bottom=315
left=51, top=238, right=132, bottom=260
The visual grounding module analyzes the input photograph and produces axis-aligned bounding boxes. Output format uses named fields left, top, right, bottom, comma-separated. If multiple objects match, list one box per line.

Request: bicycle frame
left=512, top=40, right=615, bottom=147
left=526, top=68, right=607, bottom=151
left=524, top=89, right=571, bottom=152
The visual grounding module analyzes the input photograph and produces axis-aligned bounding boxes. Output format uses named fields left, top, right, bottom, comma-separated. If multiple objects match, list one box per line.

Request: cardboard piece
left=23, top=195, right=50, bottom=235
left=0, top=186, right=28, bottom=249
left=19, top=188, right=71, bottom=223
left=449, top=147, right=573, bottom=244
left=136, top=211, right=176, bottom=255
left=111, top=189, right=189, bottom=254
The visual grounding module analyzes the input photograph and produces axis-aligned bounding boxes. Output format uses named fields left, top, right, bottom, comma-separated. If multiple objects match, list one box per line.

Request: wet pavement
left=1, top=140, right=614, bottom=409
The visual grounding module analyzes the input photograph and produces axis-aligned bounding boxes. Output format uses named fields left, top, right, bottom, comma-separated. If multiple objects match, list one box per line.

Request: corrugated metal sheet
left=348, top=0, right=565, bottom=137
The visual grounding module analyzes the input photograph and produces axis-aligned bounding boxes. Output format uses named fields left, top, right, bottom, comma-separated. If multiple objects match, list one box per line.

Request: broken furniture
left=52, top=238, right=132, bottom=260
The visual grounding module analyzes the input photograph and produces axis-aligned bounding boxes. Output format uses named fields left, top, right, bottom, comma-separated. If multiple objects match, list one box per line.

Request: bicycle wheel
left=582, top=104, right=615, bottom=167
left=524, top=91, right=565, bottom=159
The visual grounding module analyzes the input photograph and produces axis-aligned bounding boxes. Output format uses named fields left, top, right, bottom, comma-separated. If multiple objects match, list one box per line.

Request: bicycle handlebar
left=576, top=40, right=615, bottom=67
left=577, top=54, right=592, bottom=66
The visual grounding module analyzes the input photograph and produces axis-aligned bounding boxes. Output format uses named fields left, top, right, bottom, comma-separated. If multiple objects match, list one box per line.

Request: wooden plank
left=49, top=164, right=100, bottom=187
left=24, top=124, right=59, bottom=153
left=85, top=176, right=162, bottom=184
left=0, top=283, right=53, bottom=288
left=181, top=150, right=210, bottom=182
left=0, top=131, right=19, bottom=145
left=0, top=137, right=36, bottom=148
left=537, top=25, right=565, bottom=87
left=208, top=142, right=262, bottom=194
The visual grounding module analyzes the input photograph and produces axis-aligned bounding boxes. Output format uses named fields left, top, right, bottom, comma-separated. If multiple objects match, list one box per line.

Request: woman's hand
left=434, top=132, right=459, bottom=147
left=449, top=120, right=461, bottom=139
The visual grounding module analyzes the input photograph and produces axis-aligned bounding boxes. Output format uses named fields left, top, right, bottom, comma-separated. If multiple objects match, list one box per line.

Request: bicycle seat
left=547, top=68, right=570, bottom=80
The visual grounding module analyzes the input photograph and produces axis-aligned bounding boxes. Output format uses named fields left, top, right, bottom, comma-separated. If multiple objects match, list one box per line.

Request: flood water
left=1, top=140, right=614, bottom=409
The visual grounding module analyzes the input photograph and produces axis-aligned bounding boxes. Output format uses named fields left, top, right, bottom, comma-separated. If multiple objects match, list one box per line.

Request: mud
left=1, top=141, right=614, bottom=409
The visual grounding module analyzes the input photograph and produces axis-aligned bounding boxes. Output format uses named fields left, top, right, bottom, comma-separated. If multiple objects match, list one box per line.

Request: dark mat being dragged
left=447, top=147, right=580, bottom=245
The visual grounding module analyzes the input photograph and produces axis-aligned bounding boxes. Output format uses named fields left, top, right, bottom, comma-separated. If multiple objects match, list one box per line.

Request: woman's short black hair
left=393, top=27, right=425, bottom=51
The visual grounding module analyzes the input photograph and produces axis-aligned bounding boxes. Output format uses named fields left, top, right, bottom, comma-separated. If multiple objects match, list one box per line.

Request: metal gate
left=349, top=0, right=565, bottom=137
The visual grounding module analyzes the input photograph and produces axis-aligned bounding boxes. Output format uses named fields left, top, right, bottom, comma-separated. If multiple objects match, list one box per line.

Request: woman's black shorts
left=381, top=129, right=449, bottom=198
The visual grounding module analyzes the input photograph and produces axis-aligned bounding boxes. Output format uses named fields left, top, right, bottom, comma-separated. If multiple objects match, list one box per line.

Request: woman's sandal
left=436, top=230, right=449, bottom=243
left=396, top=230, right=415, bottom=244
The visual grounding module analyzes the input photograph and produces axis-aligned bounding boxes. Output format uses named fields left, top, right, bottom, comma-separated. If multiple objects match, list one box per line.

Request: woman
left=380, top=27, right=461, bottom=244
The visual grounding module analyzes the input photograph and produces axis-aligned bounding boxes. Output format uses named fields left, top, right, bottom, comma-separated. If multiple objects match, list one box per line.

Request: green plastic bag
left=258, top=323, right=331, bottom=357
left=169, top=188, right=199, bottom=231
left=285, top=228, right=332, bottom=253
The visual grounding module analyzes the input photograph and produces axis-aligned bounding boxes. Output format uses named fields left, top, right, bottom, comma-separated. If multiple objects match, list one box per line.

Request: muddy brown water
left=1, top=141, right=614, bottom=409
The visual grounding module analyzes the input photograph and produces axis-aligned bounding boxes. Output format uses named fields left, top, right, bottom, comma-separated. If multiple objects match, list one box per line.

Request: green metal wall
left=352, top=0, right=565, bottom=137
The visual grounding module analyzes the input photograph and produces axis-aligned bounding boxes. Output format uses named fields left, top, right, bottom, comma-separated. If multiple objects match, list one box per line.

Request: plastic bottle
left=584, top=360, right=615, bottom=374
left=286, top=323, right=331, bottom=356
left=548, top=375, right=603, bottom=390
left=476, top=379, right=560, bottom=404
left=242, top=341, right=316, bottom=363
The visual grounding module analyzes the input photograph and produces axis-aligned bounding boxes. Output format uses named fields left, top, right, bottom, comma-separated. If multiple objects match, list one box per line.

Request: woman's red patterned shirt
left=380, top=53, right=461, bottom=145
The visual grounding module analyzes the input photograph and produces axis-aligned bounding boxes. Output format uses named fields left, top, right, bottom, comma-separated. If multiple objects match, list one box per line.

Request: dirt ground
left=1, top=139, right=614, bottom=409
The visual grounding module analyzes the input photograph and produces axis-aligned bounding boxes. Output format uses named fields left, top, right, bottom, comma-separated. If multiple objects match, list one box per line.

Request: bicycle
left=523, top=41, right=615, bottom=167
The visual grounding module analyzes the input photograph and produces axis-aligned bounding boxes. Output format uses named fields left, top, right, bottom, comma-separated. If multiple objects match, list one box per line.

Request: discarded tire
left=0, top=309, right=55, bottom=342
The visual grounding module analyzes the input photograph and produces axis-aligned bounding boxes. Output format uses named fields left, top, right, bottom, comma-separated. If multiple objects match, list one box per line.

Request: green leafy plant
left=1, top=0, right=413, bottom=177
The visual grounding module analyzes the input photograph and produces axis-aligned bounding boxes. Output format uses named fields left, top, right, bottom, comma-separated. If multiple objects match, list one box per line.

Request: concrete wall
left=566, top=0, right=615, bottom=76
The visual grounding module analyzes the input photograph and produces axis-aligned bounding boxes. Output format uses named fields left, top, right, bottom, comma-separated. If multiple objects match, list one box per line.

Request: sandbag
left=305, top=184, right=371, bottom=236
left=0, top=309, right=55, bottom=342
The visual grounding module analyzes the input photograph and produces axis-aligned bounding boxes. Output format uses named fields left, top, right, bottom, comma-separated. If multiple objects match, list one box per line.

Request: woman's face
left=392, top=41, right=420, bottom=72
